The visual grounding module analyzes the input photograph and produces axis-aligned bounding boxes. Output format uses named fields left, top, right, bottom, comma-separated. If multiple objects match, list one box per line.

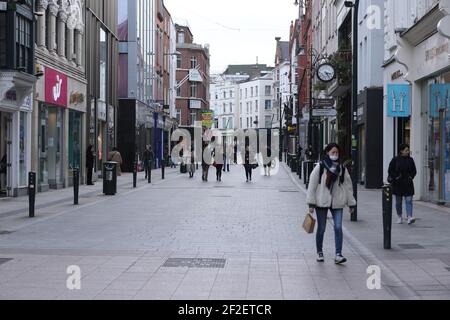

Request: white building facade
left=383, top=0, right=450, bottom=203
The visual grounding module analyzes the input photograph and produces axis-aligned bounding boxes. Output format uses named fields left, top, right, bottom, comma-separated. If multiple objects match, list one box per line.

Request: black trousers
left=244, top=165, right=252, bottom=180
left=216, top=165, right=223, bottom=180
left=87, top=167, right=93, bottom=185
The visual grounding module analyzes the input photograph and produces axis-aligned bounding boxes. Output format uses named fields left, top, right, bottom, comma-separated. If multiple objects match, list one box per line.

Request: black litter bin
left=103, top=161, right=117, bottom=195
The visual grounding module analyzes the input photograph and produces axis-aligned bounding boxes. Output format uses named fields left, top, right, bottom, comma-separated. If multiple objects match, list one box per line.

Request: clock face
left=317, top=63, right=336, bottom=82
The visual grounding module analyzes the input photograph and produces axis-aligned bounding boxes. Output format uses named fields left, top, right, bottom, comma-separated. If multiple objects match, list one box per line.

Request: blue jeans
left=316, top=208, right=344, bottom=256
left=395, top=196, right=413, bottom=218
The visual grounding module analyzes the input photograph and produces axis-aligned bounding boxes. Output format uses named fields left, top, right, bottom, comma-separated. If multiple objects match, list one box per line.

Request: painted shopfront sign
left=45, top=67, right=67, bottom=107
left=387, top=84, right=411, bottom=118
left=430, top=84, right=450, bottom=118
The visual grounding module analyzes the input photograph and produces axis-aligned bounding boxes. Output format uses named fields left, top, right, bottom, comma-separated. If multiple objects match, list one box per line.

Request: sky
left=164, top=0, right=300, bottom=74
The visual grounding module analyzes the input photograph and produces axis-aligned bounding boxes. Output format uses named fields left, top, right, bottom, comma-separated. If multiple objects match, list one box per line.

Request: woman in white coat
left=306, top=143, right=356, bottom=264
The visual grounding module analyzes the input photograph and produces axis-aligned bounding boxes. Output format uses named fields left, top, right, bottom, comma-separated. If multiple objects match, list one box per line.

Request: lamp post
left=344, top=0, right=359, bottom=222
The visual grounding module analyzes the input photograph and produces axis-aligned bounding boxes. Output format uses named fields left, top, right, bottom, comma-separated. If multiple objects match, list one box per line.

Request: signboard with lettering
left=202, top=111, right=213, bottom=128
left=45, top=67, right=67, bottom=107
left=313, top=98, right=335, bottom=108
left=190, top=99, right=202, bottom=109
left=312, top=108, right=337, bottom=117
left=387, top=84, right=411, bottom=118
left=189, top=69, right=203, bottom=82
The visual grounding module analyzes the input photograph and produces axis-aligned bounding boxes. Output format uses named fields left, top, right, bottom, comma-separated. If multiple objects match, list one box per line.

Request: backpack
left=318, top=162, right=346, bottom=186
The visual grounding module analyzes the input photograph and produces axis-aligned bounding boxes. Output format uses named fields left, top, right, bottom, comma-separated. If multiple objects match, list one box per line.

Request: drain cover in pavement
left=446, top=267, right=450, bottom=272
left=0, top=231, right=13, bottom=235
left=398, top=244, right=425, bottom=249
left=279, top=190, right=299, bottom=193
left=163, top=258, right=226, bottom=269
left=0, top=258, right=13, bottom=266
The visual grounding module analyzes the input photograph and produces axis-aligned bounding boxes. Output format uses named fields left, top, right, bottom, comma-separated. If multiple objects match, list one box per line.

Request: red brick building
left=175, top=24, right=210, bottom=126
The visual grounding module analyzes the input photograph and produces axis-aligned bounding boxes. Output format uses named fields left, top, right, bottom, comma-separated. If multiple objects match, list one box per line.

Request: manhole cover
left=398, top=244, right=425, bottom=249
left=163, top=258, right=226, bottom=269
left=0, top=258, right=13, bottom=266
left=0, top=231, right=13, bottom=235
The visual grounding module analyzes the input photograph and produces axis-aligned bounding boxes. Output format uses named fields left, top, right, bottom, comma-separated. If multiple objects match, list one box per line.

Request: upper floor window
left=190, top=56, right=197, bottom=69
left=265, top=86, right=271, bottom=96
left=177, top=54, right=181, bottom=68
left=16, top=15, right=32, bottom=73
left=190, top=83, right=197, bottom=97
left=178, top=32, right=185, bottom=44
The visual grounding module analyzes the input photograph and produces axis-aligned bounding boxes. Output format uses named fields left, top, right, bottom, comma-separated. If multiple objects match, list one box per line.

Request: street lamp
left=344, top=0, right=359, bottom=222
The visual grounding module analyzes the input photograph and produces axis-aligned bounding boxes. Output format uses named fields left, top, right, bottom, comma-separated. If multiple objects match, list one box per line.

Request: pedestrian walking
left=388, top=144, right=417, bottom=225
left=243, top=146, right=254, bottom=183
left=143, top=145, right=155, bottom=179
left=201, top=143, right=211, bottom=182
left=86, top=145, right=95, bottom=185
left=108, top=147, right=123, bottom=176
left=188, top=153, right=196, bottom=178
left=306, top=143, right=356, bottom=265
left=263, top=145, right=273, bottom=177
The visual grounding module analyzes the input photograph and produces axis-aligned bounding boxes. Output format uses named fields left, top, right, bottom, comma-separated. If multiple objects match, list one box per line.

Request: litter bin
left=103, top=161, right=117, bottom=195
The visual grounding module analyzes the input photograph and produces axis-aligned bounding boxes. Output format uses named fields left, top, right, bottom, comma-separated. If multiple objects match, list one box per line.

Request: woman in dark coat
left=243, top=146, right=253, bottom=182
left=86, top=145, right=95, bottom=185
left=388, top=144, right=417, bottom=225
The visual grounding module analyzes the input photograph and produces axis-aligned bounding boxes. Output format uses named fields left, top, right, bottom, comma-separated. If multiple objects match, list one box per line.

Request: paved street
left=0, top=164, right=449, bottom=300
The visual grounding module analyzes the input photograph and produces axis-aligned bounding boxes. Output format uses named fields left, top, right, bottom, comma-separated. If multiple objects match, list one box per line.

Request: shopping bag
left=303, top=213, right=316, bottom=234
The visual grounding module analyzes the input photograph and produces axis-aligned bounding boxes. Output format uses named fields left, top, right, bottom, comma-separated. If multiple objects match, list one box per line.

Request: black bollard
left=162, top=161, right=165, bottom=180
left=382, top=184, right=393, bottom=250
left=148, top=160, right=152, bottom=184
left=28, top=172, right=36, bottom=218
left=133, top=162, right=137, bottom=188
left=73, top=168, right=79, bottom=205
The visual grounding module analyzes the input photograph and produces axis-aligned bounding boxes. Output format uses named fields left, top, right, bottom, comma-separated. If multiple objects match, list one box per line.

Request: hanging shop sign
left=189, top=69, right=203, bottom=82
left=387, top=84, right=411, bottom=118
left=45, top=67, right=68, bottom=107
left=430, top=83, right=450, bottom=118
left=202, top=111, right=213, bottom=128
left=312, top=108, right=337, bottom=117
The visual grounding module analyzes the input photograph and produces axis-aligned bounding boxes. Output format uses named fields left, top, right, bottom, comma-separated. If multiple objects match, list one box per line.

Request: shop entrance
left=0, top=111, right=12, bottom=197
left=39, top=105, right=64, bottom=190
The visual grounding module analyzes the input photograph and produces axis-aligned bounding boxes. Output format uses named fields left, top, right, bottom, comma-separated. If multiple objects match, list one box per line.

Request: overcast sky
left=164, top=0, right=299, bottom=74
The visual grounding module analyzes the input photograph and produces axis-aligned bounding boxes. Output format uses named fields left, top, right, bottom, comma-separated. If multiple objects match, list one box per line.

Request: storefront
left=34, top=65, right=86, bottom=191
left=0, top=92, right=33, bottom=197
left=383, top=19, right=450, bottom=203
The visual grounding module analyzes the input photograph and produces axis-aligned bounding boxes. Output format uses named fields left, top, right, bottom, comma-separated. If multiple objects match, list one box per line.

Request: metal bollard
left=298, top=160, right=302, bottom=179
left=148, top=160, right=152, bottom=184
left=382, top=184, right=393, bottom=250
left=73, top=168, right=79, bottom=205
left=28, top=172, right=36, bottom=218
left=133, top=162, right=137, bottom=188
left=162, top=161, right=165, bottom=180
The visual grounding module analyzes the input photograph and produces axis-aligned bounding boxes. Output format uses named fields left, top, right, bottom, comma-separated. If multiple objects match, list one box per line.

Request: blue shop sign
left=387, top=84, right=411, bottom=118
left=430, top=84, right=450, bottom=118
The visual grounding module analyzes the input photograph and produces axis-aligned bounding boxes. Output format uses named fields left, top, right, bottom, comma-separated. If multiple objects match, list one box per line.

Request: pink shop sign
left=45, top=67, right=68, bottom=107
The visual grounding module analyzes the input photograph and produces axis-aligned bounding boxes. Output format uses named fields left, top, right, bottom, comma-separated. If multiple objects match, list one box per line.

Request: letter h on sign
left=387, top=84, right=411, bottom=118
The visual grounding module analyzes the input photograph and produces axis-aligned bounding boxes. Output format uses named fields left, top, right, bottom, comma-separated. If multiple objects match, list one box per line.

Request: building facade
left=383, top=0, right=450, bottom=203
left=117, top=0, right=156, bottom=172
left=175, top=24, right=210, bottom=127
left=85, top=0, right=119, bottom=182
left=32, top=0, right=87, bottom=192
left=0, top=0, right=36, bottom=197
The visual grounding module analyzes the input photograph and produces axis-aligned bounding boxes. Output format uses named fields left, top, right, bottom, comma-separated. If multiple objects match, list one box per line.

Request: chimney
left=275, top=37, right=281, bottom=42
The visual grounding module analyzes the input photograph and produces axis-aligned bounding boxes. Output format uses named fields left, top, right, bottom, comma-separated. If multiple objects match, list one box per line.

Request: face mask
left=329, top=155, right=339, bottom=162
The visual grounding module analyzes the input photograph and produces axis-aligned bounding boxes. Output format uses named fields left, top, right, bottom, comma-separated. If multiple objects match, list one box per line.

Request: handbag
left=303, top=213, right=316, bottom=234
left=251, top=163, right=259, bottom=169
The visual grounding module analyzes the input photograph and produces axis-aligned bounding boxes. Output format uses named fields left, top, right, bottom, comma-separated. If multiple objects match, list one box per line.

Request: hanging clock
left=317, top=63, right=336, bottom=83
